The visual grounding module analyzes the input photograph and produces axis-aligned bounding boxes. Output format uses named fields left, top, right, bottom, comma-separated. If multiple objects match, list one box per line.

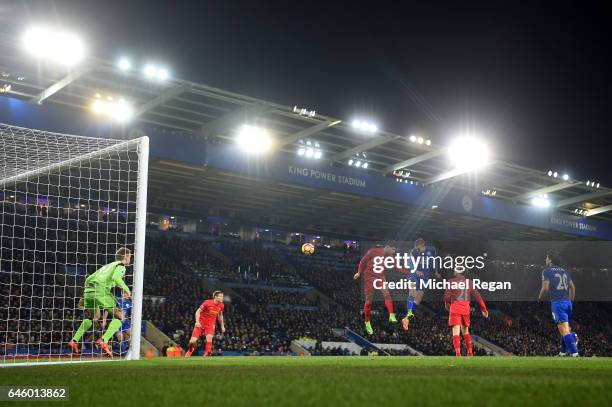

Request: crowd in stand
left=3, top=225, right=612, bottom=358
left=139, top=235, right=612, bottom=356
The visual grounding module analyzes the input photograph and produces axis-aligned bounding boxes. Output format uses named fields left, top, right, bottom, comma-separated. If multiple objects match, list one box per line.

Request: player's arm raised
left=218, top=311, right=225, bottom=334
left=569, top=280, right=576, bottom=301
left=194, top=307, right=202, bottom=328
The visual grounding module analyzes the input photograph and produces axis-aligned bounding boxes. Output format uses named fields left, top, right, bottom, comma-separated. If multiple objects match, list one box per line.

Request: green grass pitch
left=1, top=356, right=612, bottom=406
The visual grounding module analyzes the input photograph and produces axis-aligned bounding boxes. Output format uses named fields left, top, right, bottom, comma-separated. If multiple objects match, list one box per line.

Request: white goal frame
left=0, top=124, right=148, bottom=366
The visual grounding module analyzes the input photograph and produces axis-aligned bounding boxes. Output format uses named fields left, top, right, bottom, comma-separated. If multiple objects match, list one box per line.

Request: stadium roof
left=1, top=33, right=611, bottom=239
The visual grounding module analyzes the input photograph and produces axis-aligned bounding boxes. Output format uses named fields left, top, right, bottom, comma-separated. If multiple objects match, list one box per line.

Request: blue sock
left=563, top=333, right=578, bottom=354
left=118, top=341, right=128, bottom=356
left=407, top=296, right=415, bottom=314
left=560, top=337, right=567, bottom=354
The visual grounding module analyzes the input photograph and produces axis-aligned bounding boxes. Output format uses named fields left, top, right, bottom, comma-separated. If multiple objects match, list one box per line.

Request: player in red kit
left=444, top=270, right=488, bottom=357
left=185, top=291, right=225, bottom=357
left=353, top=244, right=409, bottom=335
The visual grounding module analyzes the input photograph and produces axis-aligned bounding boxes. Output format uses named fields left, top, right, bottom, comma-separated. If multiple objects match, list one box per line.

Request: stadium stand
left=2, top=200, right=611, bottom=357
left=141, top=233, right=612, bottom=357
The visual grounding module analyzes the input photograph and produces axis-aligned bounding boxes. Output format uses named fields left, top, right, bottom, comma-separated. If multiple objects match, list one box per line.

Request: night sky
left=3, top=1, right=612, bottom=184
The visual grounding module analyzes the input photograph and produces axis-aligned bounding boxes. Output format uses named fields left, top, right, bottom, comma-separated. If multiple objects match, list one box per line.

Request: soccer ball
left=301, top=243, right=315, bottom=255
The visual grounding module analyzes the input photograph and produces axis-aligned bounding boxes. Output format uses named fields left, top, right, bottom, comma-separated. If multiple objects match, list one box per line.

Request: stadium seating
left=143, top=233, right=612, bottom=357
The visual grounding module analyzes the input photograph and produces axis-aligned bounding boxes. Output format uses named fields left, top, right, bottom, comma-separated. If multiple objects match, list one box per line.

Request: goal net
left=0, top=123, right=148, bottom=365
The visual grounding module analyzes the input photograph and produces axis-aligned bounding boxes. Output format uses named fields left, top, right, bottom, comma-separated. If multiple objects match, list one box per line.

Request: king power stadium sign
left=288, top=165, right=367, bottom=188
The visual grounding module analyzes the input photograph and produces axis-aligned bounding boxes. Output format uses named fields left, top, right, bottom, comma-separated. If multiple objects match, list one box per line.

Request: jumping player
left=444, top=268, right=488, bottom=357
left=185, top=291, right=225, bottom=357
left=68, top=247, right=132, bottom=357
left=539, top=250, right=578, bottom=357
left=402, top=238, right=440, bottom=330
left=353, top=244, right=408, bottom=335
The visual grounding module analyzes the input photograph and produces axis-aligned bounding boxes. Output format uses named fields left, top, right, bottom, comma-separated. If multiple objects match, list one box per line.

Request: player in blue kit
left=538, top=249, right=579, bottom=357
left=115, top=292, right=132, bottom=356
left=402, top=238, right=440, bottom=331
left=102, top=292, right=132, bottom=356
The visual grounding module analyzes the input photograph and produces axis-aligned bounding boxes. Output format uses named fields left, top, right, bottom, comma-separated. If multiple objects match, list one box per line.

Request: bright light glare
left=531, top=196, right=551, bottom=208
left=562, top=174, right=569, bottom=181
left=23, top=26, right=85, bottom=66
left=236, top=125, right=272, bottom=154
left=447, top=136, right=491, bottom=171
left=118, top=58, right=131, bottom=71
left=362, top=162, right=369, bottom=169
left=157, top=68, right=169, bottom=80
left=144, top=65, right=156, bottom=77
left=297, top=148, right=305, bottom=156
left=314, top=150, right=322, bottom=159
left=90, top=98, right=133, bottom=122
left=351, top=118, right=378, bottom=133
left=409, top=135, right=417, bottom=143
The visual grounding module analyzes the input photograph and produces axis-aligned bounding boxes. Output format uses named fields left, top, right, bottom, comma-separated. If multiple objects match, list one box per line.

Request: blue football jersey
left=542, top=266, right=572, bottom=302
left=411, top=245, right=438, bottom=275
left=117, top=297, right=132, bottom=319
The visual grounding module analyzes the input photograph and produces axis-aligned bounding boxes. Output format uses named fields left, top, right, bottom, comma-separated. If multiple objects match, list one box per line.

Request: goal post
left=0, top=122, right=149, bottom=365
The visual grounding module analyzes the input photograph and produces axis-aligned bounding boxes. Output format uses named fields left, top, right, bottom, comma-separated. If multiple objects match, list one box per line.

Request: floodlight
left=90, top=97, right=133, bottom=122
left=305, top=148, right=314, bottom=158
left=351, top=118, right=377, bottom=133
left=531, top=196, right=551, bottom=208
left=314, top=150, right=322, bottom=159
left=362, top=162, right=369, bottom=169
left=118, top=58, right=131, bottom=71
left=23, top=26, right=85, bottom=66
left=236, top=125, right=272, bottom=154
left=144, top=65, right=156, bottom=77
left=355, top=161, right=362, bottom=168
left=447, top=136, right=491, bottom=171
left=157, top=68, right=169, bottom=80
left=297, top=148, right=305, bottom=156
left=348, top=159, right=354, bottom=166
left=409, top=135, right=417, bottom=143
left=562, top=174, right=569, bottom=181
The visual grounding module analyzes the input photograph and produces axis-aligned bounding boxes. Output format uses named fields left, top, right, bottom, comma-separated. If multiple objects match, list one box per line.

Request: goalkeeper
left=68, top=247, right=132, bottom=357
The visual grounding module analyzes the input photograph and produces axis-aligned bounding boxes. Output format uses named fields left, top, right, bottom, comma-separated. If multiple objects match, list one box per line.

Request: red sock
left=453, top=335, right=461, bottom=356
left=464, top=334, right=473, bottom=356
left=384, top=298, right=394, bottom=314
left=364, top=303, right=372, bottom=322
left=187, top=343, right=194, bottom=354
left=205, top=340, right=213, bottom=355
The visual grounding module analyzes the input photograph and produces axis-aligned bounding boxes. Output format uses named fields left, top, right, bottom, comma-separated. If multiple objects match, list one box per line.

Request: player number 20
left=554, top=273, right=568, bottom=291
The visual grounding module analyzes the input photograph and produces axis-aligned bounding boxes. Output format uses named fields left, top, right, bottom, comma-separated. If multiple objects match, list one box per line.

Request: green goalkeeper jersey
left=84, top=260, right=131, bottom=294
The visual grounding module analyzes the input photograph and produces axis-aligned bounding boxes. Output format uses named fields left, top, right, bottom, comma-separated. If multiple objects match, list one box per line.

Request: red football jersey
left=444, top=275, right=487, bottom=315
left=199, top=299, right=224, bottom=326
left=357, top=247, right=409, bottom=278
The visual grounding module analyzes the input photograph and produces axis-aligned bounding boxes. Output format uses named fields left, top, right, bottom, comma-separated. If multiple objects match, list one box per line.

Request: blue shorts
left=551, top=300, right=572, bottom=324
